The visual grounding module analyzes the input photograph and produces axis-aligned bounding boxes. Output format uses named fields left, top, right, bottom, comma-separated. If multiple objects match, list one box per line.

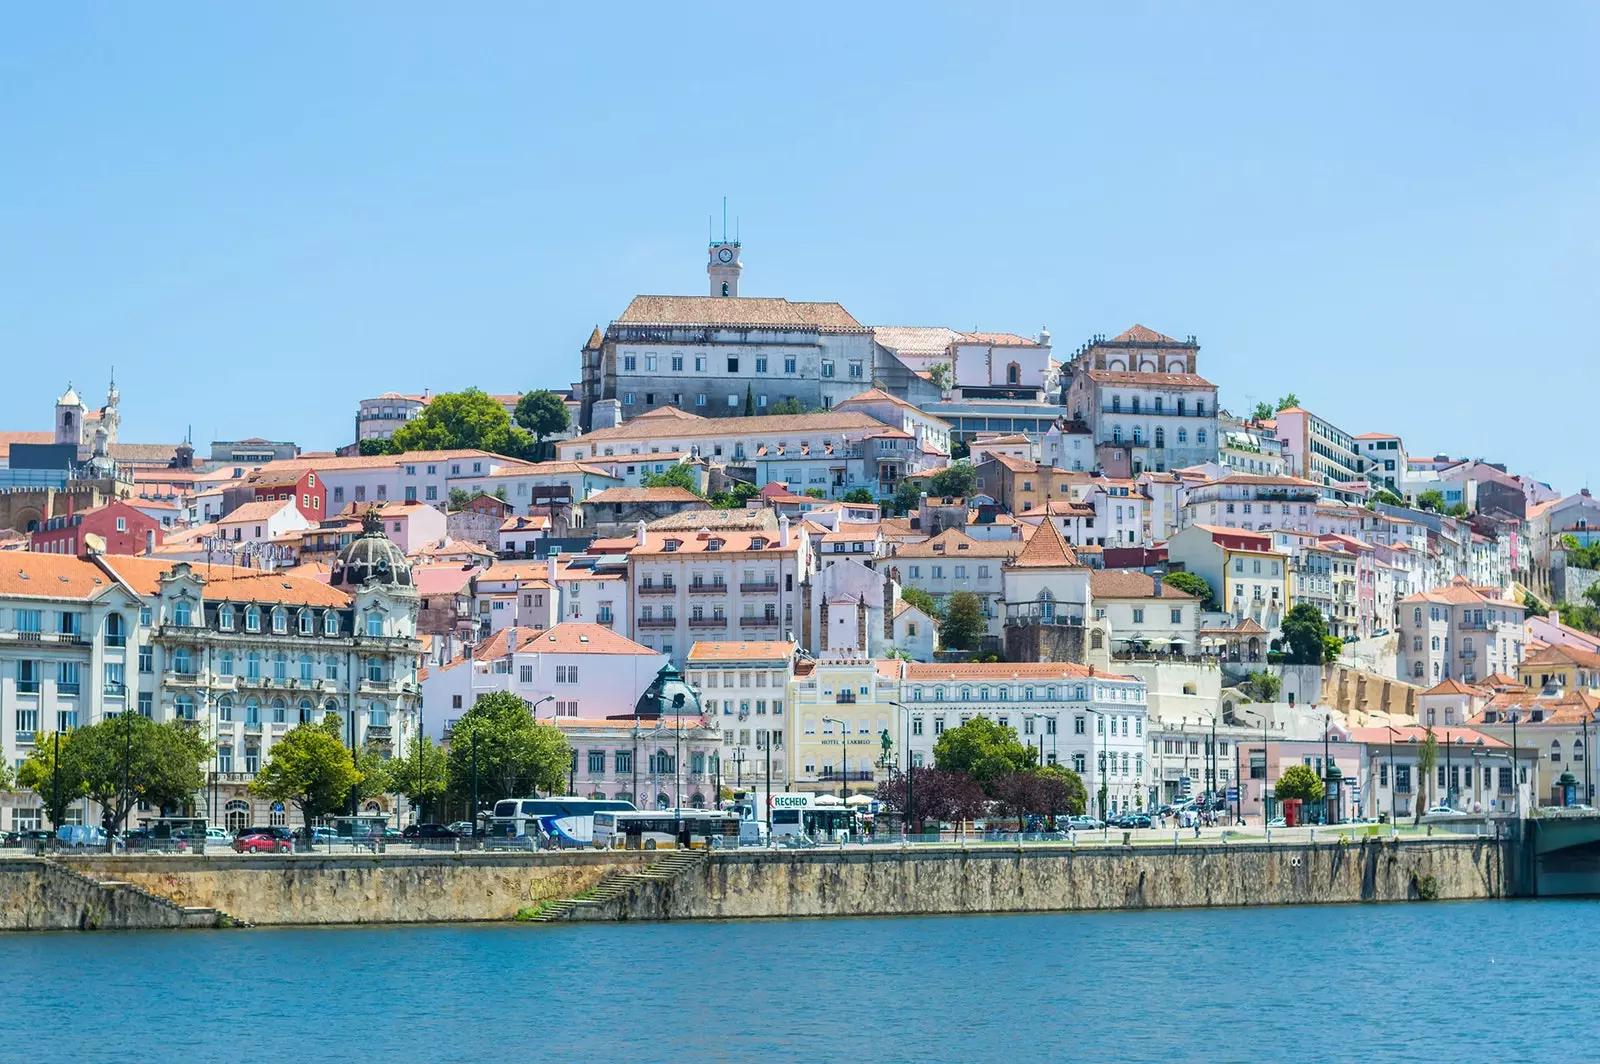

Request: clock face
left=718, top=247, right=733, bottom=263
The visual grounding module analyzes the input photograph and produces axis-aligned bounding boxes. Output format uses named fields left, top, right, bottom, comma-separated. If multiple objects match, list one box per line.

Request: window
left=138, top=645, right=153, bottom=674
left=272, top=653, right=287, bottom=682
left=366, top=657, right=385, bottom=683
left=271, top=607, right=287, bottom=634
left=299, top=610, right=314, bottom=635
left=556, top=665, right=579, bottom=683
left=727, top=356, right=739, bottom=373
left=366, top=613, right=384, bottom=637
left=325, top=612, right=340, bottom=636
left=173, top=600, right=193, bottom=626
left=821, top=359, right=835, bottom=378
left=325, top=656, right=339, bottom=680
left=245, top=606, right=261, bottom=632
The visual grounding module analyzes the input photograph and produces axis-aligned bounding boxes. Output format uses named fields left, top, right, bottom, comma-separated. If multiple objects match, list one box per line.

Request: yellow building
left=1167, top=524, right=1289, bottom=631
left=788, top=656, right=899, bottom=796
left=1517, top=643, right=1600, bottom=695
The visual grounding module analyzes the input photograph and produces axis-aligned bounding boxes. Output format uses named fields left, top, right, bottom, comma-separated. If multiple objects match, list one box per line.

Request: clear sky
left=2, top=4, right=1595, bottom=491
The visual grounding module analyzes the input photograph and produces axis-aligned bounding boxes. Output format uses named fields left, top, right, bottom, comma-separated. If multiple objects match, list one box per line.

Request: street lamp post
left=1383, top=724, right=1404, bottom=832
left=888, top=700, right=915, bottom=838
left=1322, top=712, right=1331, bottom=825
left=823, top=718, right=847, bottom=801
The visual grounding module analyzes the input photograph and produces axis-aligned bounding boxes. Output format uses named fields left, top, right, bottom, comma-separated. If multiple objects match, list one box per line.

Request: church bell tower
left=707, top=198, right=741, bottom=297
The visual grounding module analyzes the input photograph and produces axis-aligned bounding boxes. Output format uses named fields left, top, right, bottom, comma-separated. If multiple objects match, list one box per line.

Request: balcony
left=637, top=583, right=677, bottom=596
left=688, top=616, right=729, bottom=629
left=818, top=769, right=877, bottom=782
left=595, top=615, right=615, bottom=628
left=244, top=722, right=263, bottom=735
left=215, top=771, right=256, bottom=785
left=367, top=725, right=392, bottom=743
left=637, top=615, right=676, bottom=629
left=57, top=683, right=81, bottom=696
left=4, top=630, right=90, bottom=647
left=740, top=615, right=780, bottom=629
left=688, top=582, right=728, bottom=596
left=16, top=731, right=35, bottom=745
left=103, top=682, right=127, bottom=698
left=740, top=582, right=780, bottom=593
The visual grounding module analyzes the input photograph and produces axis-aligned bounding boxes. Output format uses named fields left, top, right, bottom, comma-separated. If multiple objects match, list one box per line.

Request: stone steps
left=52, top=862, right=248, bottom=929
left=531, top=850, right=708, bottom=922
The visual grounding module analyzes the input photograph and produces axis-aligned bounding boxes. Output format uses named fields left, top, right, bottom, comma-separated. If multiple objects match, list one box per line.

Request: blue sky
left=1, top=4, right=1595, bottom=491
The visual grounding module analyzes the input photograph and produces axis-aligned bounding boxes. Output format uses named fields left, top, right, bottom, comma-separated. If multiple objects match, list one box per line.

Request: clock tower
left=708, top=240, right=742, bottom=298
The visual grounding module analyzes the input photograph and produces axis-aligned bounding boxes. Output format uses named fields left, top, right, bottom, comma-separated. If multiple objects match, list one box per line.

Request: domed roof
left=331, top=509, right=414, bottom=592
left=58, top=383, right=83, bottom=407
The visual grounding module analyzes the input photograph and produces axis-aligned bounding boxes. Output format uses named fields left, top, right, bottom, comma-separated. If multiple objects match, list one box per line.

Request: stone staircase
left=530, top=849, right=708, bottom=922
left=47, top=860, right=245, bottom=930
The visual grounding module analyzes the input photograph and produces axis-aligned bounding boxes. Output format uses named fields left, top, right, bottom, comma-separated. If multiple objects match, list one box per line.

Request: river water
left=7, top=900, right=1592, bottom=1063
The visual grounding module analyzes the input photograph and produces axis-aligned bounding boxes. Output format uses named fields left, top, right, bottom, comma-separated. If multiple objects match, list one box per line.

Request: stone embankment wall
left=56, top=850, right=649, bottom=927
left=570, top=837, right=1506, bottom=922
left=0, top=859, right=221, bottom=931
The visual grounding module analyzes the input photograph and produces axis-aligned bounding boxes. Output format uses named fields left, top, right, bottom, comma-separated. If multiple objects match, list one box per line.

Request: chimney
left=636, top=520, right=647, bottom=547
left=779, top=514, right=791, bottom=547
left=144, top=530, right=155, bottom=556
left=547, top=553, right=557, bottom=588
left=1550, top=610, right=1560, bottom=624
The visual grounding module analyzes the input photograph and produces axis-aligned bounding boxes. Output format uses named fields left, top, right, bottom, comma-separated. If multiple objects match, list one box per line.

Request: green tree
left=1273, top=763, right=1324, bottom=803
left=1280, top=602, right=1330, bottom=665
left=0, top=759, right=13, bottom=793
left=1251, top=401, right=1274, bottom=422
left=744, top=384, right=756, bottom=416
left=1370, top=488, right=1404, bottom=508
left=353, top=744, right=390, bottom=805
left=842, top=488, right=875, bottom=504
left=927, top=362, right=952, bottom=393
left=708, top=481, right=760, bottom=509
left=1275, top=393, right=1299, bottom=412
left=16, top=731, right=87, bottom=828
left=938, top=590, right=987, bottom=651
left=640, top=464, right=701, bottom=494
left=1416, top=489, right=1446, bottom=513
left=73, top=715, right=210, bottom=844
left=1416, top=727, right=1439, bottom=822
left=1323, top=634, right=1344, bottom=661
left=803, top=488, right=825, bottom=499
left=933, top=717, right=1037, bottom=790
left=385, top=734, right=447, bottom=823
left=1037, top=763, right=1088, bottom=819
left=929, top=464, right=976, bottom=499
left=251, top=714, right=364, bottom=837
left=1245, top=670, right=1281, bottom=702
left=512, top=390, right=571, bottom=452
left=445, top=691, right=573, bottom=812
left=892, top=479, right=922, bottom=515
left=1161, top=571, right=1214, bottom=610
left=767, top=397, right=807, bottom=415
left=390, top=388, right=535, bottom=459
left=899, top=587, right=940, bottom=620
left=446, top=487, right=475, bottom=512
left=358, top=437, right=399, bottom=456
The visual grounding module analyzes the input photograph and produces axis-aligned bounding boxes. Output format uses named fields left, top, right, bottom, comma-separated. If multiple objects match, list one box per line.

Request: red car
left=232, top=828, right=293, bottom=854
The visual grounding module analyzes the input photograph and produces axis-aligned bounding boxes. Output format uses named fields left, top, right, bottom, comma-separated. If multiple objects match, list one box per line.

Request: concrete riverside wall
left=573, top=837, right=1507, bottom=922
left=56, top=851, right=650, bottom=927
left=0, top=860, right=220, bottom=931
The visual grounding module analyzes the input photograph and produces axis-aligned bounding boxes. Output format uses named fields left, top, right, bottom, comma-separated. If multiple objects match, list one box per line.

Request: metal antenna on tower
left=722, top=196, right=728, bottom=242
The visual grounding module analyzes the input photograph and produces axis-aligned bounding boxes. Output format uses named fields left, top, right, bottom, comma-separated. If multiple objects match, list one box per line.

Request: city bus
left=489, top=797, right=635, bottom=847
left=769, top=793, right=860, bottom=840
left=592, top=809, right=741, bottom=850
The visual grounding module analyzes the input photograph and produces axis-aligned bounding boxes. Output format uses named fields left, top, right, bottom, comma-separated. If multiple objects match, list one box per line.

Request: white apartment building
left=1177, top=474, right=1324, bottom=534
left=356, top=392, right=429, bottom=443
left=449, top=460, right=622, bottom=510
left=1399, top=579, right=1526, bottom=687
left=896, top=662, right=1150, bottom=820
left=951, top=332, right=1056, bottom=395
left=1086, top=570, right=1201, bottom=655
left=555, top=715, right=723, bottom=810
left=686, top=641, right=794, bottom=790
left=890, top=530, right=1018, bottom=641
left=1273, top=407, right=1363, bottom=490
left=1219, top=427, right=1287, bottom=477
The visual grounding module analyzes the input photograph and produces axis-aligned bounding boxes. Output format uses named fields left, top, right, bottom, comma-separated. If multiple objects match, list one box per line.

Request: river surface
left=5, top=900, right=1592, bottom=1063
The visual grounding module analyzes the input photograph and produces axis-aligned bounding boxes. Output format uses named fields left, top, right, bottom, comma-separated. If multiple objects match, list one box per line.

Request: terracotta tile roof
left=1018, top=501, right=1097, bottom=518
left=1108, top=324, right=1182, bottom=344
left=585, top=487, right=704, bottom=505
left=1200, top=618, right=1267, bottom=635
left=219, top=499, right=295, bottom=525
left=1011, top=516, right=1079, bottom=569
left=822, top=524, right=882, bottom=543
left=0, top=554, right=114, bottom=599
left=1470, top=689, right=1599, bottom=725
left=973, top=433, right=1032, bottom=446
left=899, top=661, right=1135, bottom=682
left=1423, top=677, right=1483, bottom=697
left=1401, top=577, right=1522, bottom=610
left=1482, top=672, right=1524, bottom=689
left=1201, top=473, right=1321, bottom=488
left=1520, top=643, right=1600, bottom=670
left=412, top=565, right=474, bottom=597
left=616, top=295, right=863, bottom=330
left=631, top=527, right=800, bottom=557
left=957, top=332, right=1039, bottom=346
left=892, top=528, right=1019, bottom=559
left=870, top=326, right=961, bottom=357
left=96, top=556, right=350, bottom=606
left=0, top=431, right=56, bottom=461
left=1090, top=570, right=1191, bottom=599
left=568, top=410, right=885, bottom=446
left=1084, top=369, right=1215, bottom=388
left=499, top=515, right=551, bottom=532
left=834, top=387, right=948, bottom=424
left=686, top=641, right=796, bottom=662
left=478, top=460, right=608, bottom=479
left=475, top=621, right=659, bottom=658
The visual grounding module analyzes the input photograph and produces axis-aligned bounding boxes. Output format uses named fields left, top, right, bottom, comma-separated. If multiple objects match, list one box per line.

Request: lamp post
left=1322, top=712, right=1331, bottom=825
left=1383, top=724, right=1403, bottom=832
left=824, top=717, right=847, bottom=800
left=888, top=700, right=914, bottom=838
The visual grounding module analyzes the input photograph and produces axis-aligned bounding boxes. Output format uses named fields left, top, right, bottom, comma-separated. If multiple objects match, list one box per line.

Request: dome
left=331, top=509, right=414, bottom=591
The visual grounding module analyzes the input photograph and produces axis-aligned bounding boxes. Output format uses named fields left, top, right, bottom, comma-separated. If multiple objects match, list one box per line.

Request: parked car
left=1267, top=817, right=1287, bottom=827
left=446, top=821, right=476, bottom=837
left=0, top=831, right=20, bottom=848
left=383, top=828, right=405, bottom=840
left=56, top=825, right=107, bottom=848
left=1424, top=806, right=1472, bottom=820
left=1065, top=816, right=1103, bottom=831
left=1120, top=813, right=1153, bottom=829
left=402, top=823, right=461, bottom=840
left=233, top=828, right=293, bottom=854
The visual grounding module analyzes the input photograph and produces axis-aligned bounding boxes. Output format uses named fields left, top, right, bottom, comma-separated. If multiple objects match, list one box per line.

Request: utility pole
left=471, top=728, right=479, bottom=832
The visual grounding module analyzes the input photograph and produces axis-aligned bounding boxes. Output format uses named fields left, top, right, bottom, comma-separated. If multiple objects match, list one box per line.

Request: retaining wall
left=571, top=837, right=1508, bottom=921
left=56, top=850, right=650, bottom=927
left=0, top=860, right=221, bottom=931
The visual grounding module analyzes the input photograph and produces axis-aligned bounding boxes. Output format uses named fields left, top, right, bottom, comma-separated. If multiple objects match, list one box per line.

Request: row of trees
left=874, top=717, right=1088, bottom=831
left=359, top=388, right=570, bottom=462
left=9, top=692, right=572, bottom=846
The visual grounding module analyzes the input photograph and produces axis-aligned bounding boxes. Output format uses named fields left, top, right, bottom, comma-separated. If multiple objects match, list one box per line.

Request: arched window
left=1112, top=425, right=1123, bottom=444
left=299, top=653, right=313, bottom=682
left=245, top=698, right=261, bottom=726
left=1039, top=588, right=1055, bottom=624
left=1154, top=427, right=1165, bottom=449
left=366, top=612, right=384, bottom=637
left=270, top=698, right=286, bottom=724
left=364, top=801, right=382, bottom=816
left=269, top=802, right=286, bottom=826
left=1413, top=607, right=1422, bottom=624
left=324, top=611, right=340, bottom=636
left=271, top=607, right=287, bottom=633
left=325, top=655, right=339, bottom=680
left=721, top=281, right=729, bottom=297
left=224, top=800, right=250, bottom=833
left=104, top=613, right=126, bottom=648
left=246, top=651, right=261, bottom=680
left=961, top=687, right=972, bottom=701
left=1090, top=630, right=1104, bottom=649
left=175, top=694, right=195, bottom=720
left=690, top=792, right=706, bottom=808
left=298, top=610, right=313, bottom=635
left=273, top=652, right=288, bottom=681
left=219, top=605, right=235, bottom=631
left=1413, top=662, right=1424, bottom=677
left=1576, top=739, right=1586, bottom=763
left=217, top=695, right=234, bottom=722
left=173, top=646, right=193, bottom=675
left=1132, top=427, right=1143, bottom=446
left=298, top=698, right=315, bottom=723
left=324, top=699, right=340, bottom=724
left=1430, top=636, right=1440, bottom=651
left=174, top=600, right=192, bottom=626
left=245, top=606, right=261, bottom=632
left=1177, top=429, right=1187, bottom=444
left=656, top=792, right=670, bottom=810
left=366, top=657, right=384, bottom=682
left=1550, top=739, right=1562, bottom=762
left=369, top=701, right=389, bottom=727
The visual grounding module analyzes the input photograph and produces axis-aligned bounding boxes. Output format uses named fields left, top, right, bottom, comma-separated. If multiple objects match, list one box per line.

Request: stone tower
left=55, top=384, right=86, bottom=448
left=708, top=240, right=742, bottom=297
